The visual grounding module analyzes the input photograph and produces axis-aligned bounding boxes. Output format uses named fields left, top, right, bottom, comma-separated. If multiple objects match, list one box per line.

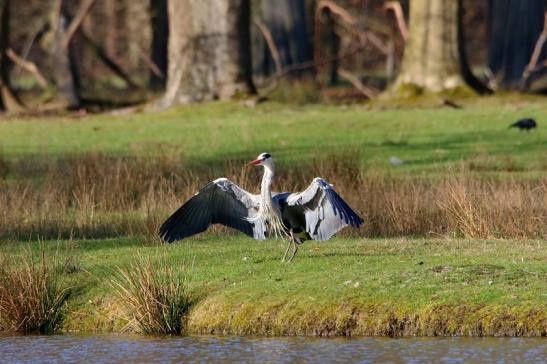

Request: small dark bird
left=509, top=118, right=537, bottom=131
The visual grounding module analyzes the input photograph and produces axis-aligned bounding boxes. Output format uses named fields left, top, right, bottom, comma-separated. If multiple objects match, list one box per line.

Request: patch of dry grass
left=0, top=153, right=544, bottom=241
left=0, top=247, right=69, bottom=333
left=111, top=252, right=192, bottom=335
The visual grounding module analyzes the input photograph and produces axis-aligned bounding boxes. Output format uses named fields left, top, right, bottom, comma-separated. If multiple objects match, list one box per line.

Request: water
left=0, top=334, right=545, bottom=364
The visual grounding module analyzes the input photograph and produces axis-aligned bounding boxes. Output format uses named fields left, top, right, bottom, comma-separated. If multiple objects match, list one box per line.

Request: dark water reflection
left=0, top=334, right=545, bottom=364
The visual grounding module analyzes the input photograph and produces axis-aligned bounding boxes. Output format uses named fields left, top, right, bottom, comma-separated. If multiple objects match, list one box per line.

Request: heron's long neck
left=260, top=164, right=275, bottom=203
left=258, top=163, right=286, bottom=237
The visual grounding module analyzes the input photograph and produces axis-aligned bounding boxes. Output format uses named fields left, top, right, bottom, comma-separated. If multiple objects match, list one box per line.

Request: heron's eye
left=264, top=153, right=271, bottom=159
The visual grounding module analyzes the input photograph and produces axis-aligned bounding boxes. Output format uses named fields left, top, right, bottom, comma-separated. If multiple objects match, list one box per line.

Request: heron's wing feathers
left=286, top=177, right=363, bottom=240
left=159, top=178, right=265, bottom=242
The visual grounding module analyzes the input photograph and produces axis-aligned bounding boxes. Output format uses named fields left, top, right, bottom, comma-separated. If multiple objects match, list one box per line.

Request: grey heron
left=159, top=153, right=364, bottom=262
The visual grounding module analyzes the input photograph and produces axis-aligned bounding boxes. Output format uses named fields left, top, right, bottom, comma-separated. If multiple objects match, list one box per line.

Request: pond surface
left=0, top=334, right=545, bottom=363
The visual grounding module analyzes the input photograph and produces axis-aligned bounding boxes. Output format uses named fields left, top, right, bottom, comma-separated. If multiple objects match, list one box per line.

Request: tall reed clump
left=111, top=252, right=192, bottom=335
left=0, top=248, right=69, bottom=333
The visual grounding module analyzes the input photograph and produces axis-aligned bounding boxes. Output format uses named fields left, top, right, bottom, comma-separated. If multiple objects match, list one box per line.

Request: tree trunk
left=125, top=0, right=150, bottom=75
left=149, top=0, right=168, bottom=89
left=50, top=1, right=80, bottom=109
left=325, top=9, right=340, bottom=86
left=0, top=0, right=23, bottom=112
left=488, top=0, right=545, bottom=89
left=104, top=0, right=118, bottom=60
left=160, top=0, right=255, bottom=107
left=260, top=0, right=312, bottom=75
left=393, top=0, right=483, bottom=94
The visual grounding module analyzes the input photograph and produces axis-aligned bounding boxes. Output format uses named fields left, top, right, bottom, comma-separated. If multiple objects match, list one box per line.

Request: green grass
left=0, top=97, right=545, bottom=175
left=0, top=236, right=545, bottom=335
left=0, top=97, right=545, bottom=335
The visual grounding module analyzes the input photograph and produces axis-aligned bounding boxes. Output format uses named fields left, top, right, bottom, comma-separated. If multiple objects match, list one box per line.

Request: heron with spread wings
left=159, top=153, right=364, bottom=262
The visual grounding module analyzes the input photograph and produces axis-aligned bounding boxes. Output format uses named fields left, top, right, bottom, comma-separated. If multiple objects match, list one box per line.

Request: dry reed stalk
left=437, top=178, right=492, bottom=239
left=0, top=153, right=545, bottom=241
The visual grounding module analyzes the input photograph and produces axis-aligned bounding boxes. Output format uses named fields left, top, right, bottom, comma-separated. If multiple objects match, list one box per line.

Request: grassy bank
left=0, top=98, right=545, bottom=336
left=0, top=237, right=545, bottom=336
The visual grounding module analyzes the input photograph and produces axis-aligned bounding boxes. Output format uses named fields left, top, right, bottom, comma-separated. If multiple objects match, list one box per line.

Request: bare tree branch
left=258, top=44, right=368, bottom=97
left=0, top=0, right=24, bottom=112
left=523, top=11, right=547, bottom=82
left=80, top=31, right=139, bottom=89
left=314, top=1, right=388, bottom=70
left=50, top=0, right=63, bottom=35
left=384, top=1, right=409, bottom=41
left=317, top=0, right=357, bottom=25
left=362, top=31, right=388, bottom=55
left=334, top=26, right=389, bottom=56
left=13, top=20, right=49, bottom=78
left=137, top=45, right=165, bottom=80
left=6, top=48, right=48, bottom=88
left=62, top=0, right=98, bottom=49
left=338, top=68, right=377, bottom=98
left=314, top=0, right=359, bottom=78
left=254, top=20, right=283, bottom=75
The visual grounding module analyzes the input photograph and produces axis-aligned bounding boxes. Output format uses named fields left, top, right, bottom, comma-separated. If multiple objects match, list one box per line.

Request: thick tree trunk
left=125, top=0, right=150, bottom=75
left=393, top=0, right=482, bottom=94
left=104, top=0, right=118, bottom=60
left=160, top=0, right=255, bottom=107
left=149, top=0, right=168, bottom=89
left=488, top=0, right=545, bottom=89
left=0, top=0, right=23, bottom=112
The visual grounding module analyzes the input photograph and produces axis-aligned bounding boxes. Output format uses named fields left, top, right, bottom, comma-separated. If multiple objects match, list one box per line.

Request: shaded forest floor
left=0, top=96, right=545, bottom=336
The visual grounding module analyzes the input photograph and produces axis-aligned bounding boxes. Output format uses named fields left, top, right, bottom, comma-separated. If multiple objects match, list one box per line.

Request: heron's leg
left=287, top=238, right=300, bottom=262
left=287, top=244, right=298, bottom=262
left=282, top=230, right=294, bottom=262
left=282, top=240, right=292, bottom=262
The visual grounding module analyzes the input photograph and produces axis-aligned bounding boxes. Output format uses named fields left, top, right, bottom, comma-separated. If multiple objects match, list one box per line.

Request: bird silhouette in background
left=159, top=153, right=364, bottom=262
left=509, top=118, right=537, bottom=131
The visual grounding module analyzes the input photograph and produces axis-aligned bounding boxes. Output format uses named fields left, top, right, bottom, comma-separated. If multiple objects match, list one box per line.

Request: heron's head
left=248, top=152, right=273, bottom=167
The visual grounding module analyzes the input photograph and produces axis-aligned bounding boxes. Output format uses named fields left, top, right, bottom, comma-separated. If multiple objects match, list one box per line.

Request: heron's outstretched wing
left=285, top=177, right=363, bottom=240
left=159, top=178, right=265, bottom=242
